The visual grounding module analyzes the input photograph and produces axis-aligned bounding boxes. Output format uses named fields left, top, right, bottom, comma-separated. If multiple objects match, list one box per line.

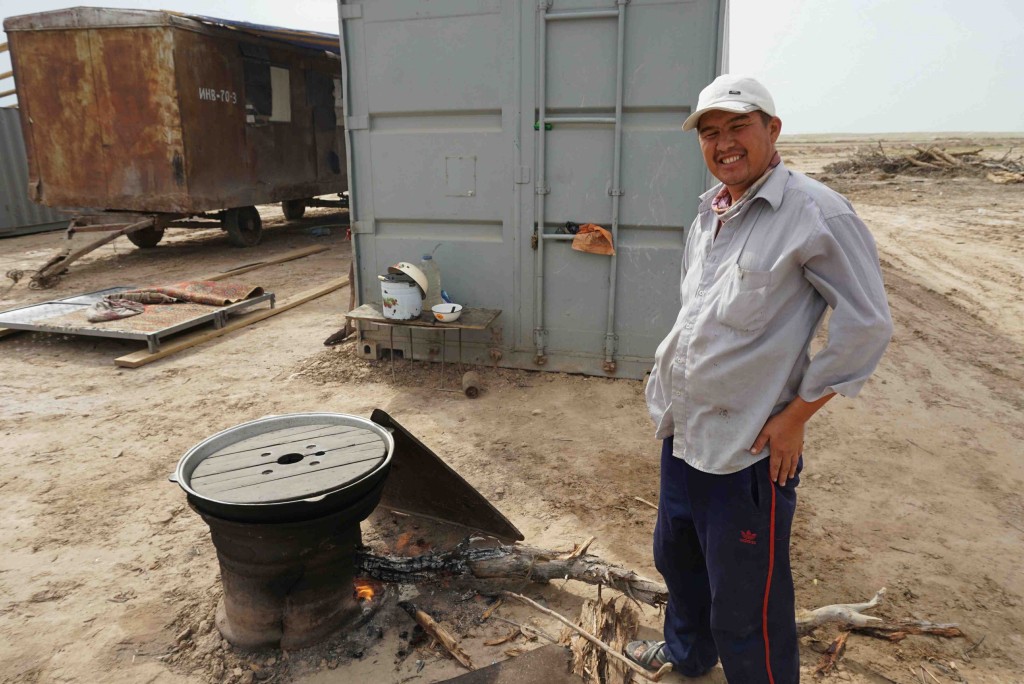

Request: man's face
left=697, top=110, right=782, bottom=198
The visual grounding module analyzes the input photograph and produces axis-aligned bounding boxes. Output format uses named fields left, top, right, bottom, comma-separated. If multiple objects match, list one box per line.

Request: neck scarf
left=711, top=151, right=782, bottom=224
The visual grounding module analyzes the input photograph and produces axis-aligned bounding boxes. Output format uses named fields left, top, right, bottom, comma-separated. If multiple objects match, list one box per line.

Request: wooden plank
left=195, top=245, right=329, bottom=282
left=345, top=303, right=502, bottom=331
left=0, top=71, right=13, bottom=81
left=193, top=442, right=385, bottom=491
left=113, top=276, right=348, bottom=368
left=193, top=442, right=386, bottom=486
left=207, top=424, right=361, bottom=457
left=192, top=429, right=383, bottom=477
left=196, top=451, right=386, bottom=502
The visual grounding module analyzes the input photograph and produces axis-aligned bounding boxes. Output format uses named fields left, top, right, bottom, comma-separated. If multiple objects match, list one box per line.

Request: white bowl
left=431, top=303, right=463, bottom=323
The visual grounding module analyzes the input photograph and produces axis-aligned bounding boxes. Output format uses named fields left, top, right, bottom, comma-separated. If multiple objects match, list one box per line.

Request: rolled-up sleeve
left=798, top=211, right=893, bottom=400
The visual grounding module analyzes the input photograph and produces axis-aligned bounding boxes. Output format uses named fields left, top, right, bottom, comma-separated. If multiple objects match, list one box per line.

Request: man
left=626, top=75, right=893, bottom=682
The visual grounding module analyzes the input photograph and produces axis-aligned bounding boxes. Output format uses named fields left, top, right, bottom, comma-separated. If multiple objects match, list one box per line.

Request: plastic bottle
left=419, top=253, right=443, bottom=313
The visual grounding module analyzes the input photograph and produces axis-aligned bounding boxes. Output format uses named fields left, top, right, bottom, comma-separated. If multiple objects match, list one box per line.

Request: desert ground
left=0, top=134, right=1021, bottom=684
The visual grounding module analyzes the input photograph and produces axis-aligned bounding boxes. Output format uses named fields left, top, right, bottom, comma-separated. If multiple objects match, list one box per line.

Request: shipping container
left=4, top=8, right=348, bottom=247
left=339, top=0, right=728, bottom=378
left=0, top=107, right=68, bottom=237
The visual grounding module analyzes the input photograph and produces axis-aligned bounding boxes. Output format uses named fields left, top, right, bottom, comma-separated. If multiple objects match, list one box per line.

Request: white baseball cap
left=682, top=75, right=776, bottom=131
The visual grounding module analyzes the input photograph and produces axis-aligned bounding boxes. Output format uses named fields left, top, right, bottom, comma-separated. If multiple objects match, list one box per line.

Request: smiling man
left=627, top=76, right=893, bottom=682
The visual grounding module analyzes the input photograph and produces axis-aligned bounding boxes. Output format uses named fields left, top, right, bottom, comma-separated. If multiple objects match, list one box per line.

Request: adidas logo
left=740, top=530, right=757, bottom=545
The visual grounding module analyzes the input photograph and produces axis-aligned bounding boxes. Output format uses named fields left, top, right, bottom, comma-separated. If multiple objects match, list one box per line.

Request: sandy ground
left=1, top=135, right=1022, bottom=684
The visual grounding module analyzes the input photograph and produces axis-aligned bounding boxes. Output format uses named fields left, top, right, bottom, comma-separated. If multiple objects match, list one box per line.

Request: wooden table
left=344, top=304, right=502, bottom=386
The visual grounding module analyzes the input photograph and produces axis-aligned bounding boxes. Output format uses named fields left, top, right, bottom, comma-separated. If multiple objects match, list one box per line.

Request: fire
left=394, top=532, right=431, bottom=556
left=354, top=579, right=380, bottom=602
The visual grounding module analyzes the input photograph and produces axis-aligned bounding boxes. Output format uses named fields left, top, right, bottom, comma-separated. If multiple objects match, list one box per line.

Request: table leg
left=458, top=329, right=463, bottom=373
left=389, top=326, right=395, bottom=382
left=440, top=328, right=446, bottom=389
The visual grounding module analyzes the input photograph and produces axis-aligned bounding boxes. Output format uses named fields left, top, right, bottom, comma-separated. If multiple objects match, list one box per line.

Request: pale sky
left=2, top=0, right=1022, bottom=133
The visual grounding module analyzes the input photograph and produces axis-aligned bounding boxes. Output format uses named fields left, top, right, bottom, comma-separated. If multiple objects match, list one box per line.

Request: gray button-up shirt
left=645, top=162, right=892, bottom=474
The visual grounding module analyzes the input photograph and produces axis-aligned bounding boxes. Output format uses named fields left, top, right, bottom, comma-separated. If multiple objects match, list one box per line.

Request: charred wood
left=357, top=541, right=668, bottom=607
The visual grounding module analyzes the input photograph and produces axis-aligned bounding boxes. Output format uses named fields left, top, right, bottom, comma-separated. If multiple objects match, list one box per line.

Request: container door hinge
left=345, top=115, right=369, bottom=130
left=515, top=166, right=532, bottom=184
left=535, top=186, right=550, bottom=195
left=340, top=4, right=363, bottom=19
left=604, top=333, right=619, bottom=357
left=609, top=188, right=624, bottom=197
left=533, top=328, right=547, bottom=349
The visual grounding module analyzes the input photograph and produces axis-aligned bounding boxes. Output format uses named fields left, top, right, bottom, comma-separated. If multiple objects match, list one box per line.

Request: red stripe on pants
left=762, top=471, right=777, bottom=684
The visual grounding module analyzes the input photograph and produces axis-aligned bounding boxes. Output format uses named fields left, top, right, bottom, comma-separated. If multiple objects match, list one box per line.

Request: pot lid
left=379, top=272, right=415, bottom=284
left=179, top=414, right=391, bottom=505
left=387, top=261, right=428, bottom=295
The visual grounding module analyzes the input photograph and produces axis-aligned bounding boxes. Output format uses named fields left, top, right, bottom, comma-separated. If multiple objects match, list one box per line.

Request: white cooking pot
left=380, top=274, right=422, bottom=320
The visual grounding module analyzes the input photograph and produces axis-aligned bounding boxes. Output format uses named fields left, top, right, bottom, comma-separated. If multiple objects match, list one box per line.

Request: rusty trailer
left=3, top=7, right=347, bottom=275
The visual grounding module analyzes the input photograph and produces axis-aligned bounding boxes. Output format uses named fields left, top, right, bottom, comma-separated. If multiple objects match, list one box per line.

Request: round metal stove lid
left=186, top=418, right=388, bottom=504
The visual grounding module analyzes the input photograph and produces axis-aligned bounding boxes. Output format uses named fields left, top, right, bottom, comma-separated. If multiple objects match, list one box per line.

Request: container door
left=520, top=0, right=723, bottom=376
left=341, top=0, right=521, bottom=351
left=341, top=0, right=724, bottom=377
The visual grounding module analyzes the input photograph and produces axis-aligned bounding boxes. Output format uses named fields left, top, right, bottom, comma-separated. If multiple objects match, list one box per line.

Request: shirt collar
left=698, top=160, right=790, bottom=213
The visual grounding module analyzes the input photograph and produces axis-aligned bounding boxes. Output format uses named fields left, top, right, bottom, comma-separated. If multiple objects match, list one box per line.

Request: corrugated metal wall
left=0, top=107, right=67, bottom=237
left=340, top=0, right=727, bottom=379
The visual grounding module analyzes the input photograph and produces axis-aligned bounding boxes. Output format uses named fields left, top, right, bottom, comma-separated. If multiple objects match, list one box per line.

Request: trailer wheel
left=282, top=199, right=306, bottom=221
left=126, top=225, right=165, bottom=248
left=223, top=206, right=262, bottom=247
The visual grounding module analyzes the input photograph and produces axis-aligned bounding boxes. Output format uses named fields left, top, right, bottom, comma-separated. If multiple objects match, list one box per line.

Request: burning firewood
left=357, top=539, right=668, bottom=607
left=360, top=540, right=965, bottom=641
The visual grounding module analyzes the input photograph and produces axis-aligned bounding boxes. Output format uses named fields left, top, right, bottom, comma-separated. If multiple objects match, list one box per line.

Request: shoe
left=624, top=640, right=671, bottom=671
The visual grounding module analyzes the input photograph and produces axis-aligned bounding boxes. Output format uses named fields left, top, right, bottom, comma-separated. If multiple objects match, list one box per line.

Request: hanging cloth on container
left=571, top=223, right=616, bottom=256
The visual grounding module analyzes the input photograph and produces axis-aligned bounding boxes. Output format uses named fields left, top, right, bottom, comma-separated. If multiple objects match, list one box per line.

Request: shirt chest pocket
left=716, top=266, right=772, bottom=332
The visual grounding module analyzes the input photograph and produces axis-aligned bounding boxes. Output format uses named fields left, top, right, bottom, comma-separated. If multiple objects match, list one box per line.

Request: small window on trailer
left=241, top=48, right=291, bottom=124
left=269, top=67, right=291, bottom=122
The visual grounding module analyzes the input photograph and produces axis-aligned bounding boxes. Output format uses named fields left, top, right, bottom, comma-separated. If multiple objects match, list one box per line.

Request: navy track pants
left=653, top=436, right=801, bottom=683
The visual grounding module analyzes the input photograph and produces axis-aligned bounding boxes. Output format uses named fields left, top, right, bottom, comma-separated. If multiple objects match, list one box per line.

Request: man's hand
left=750, top=393, right=835, bottom=486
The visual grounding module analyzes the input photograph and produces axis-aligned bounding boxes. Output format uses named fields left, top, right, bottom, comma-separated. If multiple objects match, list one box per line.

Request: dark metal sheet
left=371, top=409, right=524, bottom=542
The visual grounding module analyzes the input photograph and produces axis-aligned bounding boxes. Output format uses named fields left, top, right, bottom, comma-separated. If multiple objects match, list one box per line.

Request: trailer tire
left=282, top=199, right=306, bottom=221
left=223, top=207, right=262, bottom=247
left=127, top=225, right=165, bottom=248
